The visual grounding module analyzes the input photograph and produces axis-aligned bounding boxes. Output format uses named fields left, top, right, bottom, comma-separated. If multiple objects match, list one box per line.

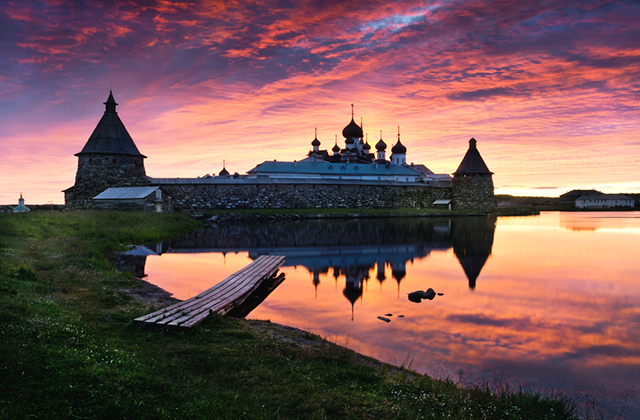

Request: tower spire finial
left=351, top=103, right=354, bottom=119
left=398, top=126, right=401, bottom=140
left=104, top=91, right=118, bottom=113
left=315, top=127, right=317, bottom=138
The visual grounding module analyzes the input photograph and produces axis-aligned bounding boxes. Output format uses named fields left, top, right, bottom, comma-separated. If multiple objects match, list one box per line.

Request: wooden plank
left=166, top=268, right=278, bottom=326
left=173, top=263, right=283, bottom=327
left=134, top=255, right=285, bottom=327
left=140, top=256, right=283, bottom=324
left=135, top=255, right=283, bottom=323
left=135, top=256, right=281, bottom=324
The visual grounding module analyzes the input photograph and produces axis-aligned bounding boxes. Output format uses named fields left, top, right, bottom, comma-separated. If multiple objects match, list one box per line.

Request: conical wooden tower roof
left=75, top=91, right=146, bottom=158
left=453, top=138, right=492, bottom=175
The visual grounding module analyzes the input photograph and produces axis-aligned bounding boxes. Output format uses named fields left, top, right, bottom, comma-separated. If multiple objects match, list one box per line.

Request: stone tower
left=64, top=92, right=148, bottom=208
left=452, top=138, right=497, bottom=211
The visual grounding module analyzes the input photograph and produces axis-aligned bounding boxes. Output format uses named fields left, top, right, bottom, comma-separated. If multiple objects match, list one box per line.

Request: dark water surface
left=133, top=212, right=640, bottom=417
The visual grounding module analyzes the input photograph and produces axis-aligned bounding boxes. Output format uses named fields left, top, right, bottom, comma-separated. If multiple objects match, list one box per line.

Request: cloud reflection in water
left=137, top=212, right=639, bottom=415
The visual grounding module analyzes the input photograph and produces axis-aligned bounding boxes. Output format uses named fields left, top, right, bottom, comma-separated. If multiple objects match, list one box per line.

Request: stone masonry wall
left=66, top=154, right=148, bottom=208
left=452, top=174, right=497, bottom=212
left=157, top=182, right=452, bottom=210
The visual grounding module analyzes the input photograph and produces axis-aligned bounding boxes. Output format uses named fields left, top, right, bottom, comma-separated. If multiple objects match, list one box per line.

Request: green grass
left=0, top=211, right=582, bottom=419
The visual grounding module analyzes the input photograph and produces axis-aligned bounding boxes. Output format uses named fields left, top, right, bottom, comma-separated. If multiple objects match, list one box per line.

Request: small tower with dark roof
left=390, top=127, right=407, bottom=166
left=375, top=131, right=387, bottom=162
left=311, top=128, right=321, bottom=153
left=363, top=138, right=371, bottom=155
left=332, top=136, right=341, bottom=156
left=451, top=138, right=496, bottom=211
left=342, top=104, right=363, bottom=150
left=218, top=160, right=230, bottom=177
left=64, top=91, right=148, bottom=208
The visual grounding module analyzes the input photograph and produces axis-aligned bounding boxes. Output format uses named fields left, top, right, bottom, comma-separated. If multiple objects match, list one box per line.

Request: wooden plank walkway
left=134, top=255, right=285, bottom=328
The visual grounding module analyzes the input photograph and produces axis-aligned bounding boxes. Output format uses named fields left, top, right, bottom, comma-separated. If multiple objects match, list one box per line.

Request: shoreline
left=201, top=208, right=538, bottom=225
left=127, top=274, right=418, bottom=377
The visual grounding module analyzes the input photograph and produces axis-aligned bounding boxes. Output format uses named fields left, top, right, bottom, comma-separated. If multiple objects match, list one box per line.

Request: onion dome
left=342, top=118, right=363, bottom=139
left=311, top=128, right=321, bottom=147
left=332, top=141, right=341, bottom=153
left=363, top=141, right=371, bottom=151
left=391, top=139, right=406, bottom=154
left=375, top=139, right=387, bottom=151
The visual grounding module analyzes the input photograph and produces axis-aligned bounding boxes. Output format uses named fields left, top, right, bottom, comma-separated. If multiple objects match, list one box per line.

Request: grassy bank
left=1, top=211, right=580, bottom=419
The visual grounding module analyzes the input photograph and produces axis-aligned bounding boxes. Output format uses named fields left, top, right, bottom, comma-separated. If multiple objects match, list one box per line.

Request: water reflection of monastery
left=113, top=217, right=496, bottom=316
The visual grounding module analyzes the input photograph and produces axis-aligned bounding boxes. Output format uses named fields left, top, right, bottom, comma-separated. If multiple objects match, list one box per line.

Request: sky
left=1, top=0, right=639, bottom=204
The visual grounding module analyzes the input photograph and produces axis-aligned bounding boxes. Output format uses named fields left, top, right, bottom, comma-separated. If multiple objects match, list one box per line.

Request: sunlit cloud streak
left=1, top=0, right=639, bottom=203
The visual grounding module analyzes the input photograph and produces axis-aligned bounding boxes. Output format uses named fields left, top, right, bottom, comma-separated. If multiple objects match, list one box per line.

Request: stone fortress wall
left=153, top=180, right=454, bottom=211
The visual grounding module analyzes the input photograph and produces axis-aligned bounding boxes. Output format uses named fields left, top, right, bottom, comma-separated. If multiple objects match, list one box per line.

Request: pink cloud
left=1, top=0, right=640, bottom=203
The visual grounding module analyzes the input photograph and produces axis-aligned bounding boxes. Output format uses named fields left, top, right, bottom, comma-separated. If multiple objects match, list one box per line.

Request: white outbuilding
left=575, top=193, right=635, bottom=209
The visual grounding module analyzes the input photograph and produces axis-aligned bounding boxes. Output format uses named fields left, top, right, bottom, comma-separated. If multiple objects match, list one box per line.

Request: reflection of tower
left=363, top=267, right=370, bottom=291
left=312, top=270, right=321, bottom=298
left=332, top=266, right=340, bottom=290
left=451, top=215, right=496, bottom=289
left=390, top=260, right=407, bottom=298
left=376, top=260, right=386, bottom=292
left=341, top=265, right=368, bottom=321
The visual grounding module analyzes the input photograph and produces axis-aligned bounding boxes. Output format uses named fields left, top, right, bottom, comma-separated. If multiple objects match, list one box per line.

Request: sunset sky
left=2, top=0, right=639, bottom=204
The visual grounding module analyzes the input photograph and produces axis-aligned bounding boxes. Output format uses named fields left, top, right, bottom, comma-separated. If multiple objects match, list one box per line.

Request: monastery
left=64, top=92, right=496, bottom=212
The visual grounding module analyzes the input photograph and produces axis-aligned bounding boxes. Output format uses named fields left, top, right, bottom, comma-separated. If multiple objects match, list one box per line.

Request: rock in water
left=377, top=316, right=391, bottom=323
left=408, top=291, right=423, bottom=303
left=424, top=288, right=436, bottom=300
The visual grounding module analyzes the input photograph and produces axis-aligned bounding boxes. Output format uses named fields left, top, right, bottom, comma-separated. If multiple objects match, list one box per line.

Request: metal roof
left=247, top=160, right=422, bottom=176
left=433, top=199, right=452, bottom=204
left=76, top=92, right=146, bottom=158
left=576, top=193, right=633, bottom=201
left=148, top=177, right=449, bottom=187
left=94, top=186, right=159, bottom=200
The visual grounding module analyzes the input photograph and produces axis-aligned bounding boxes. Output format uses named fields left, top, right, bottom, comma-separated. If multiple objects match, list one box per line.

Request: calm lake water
left=134, top=212, right=640, bottom=417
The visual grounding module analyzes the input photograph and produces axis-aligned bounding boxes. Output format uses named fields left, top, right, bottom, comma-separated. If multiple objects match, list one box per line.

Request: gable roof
left=94, top=186, right=159, bottom=200
left=576, top=193, right=633, bottom=201
left=560, top=189, right=600, bottom=198
left=453, top=138, right=492, bottom=176
left=76, top=92, right=146, bottom=158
